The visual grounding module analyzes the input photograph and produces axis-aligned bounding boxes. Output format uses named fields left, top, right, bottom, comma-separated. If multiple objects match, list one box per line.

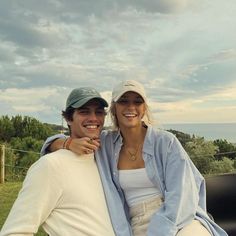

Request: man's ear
left=66, top=118, right=71, bottom=126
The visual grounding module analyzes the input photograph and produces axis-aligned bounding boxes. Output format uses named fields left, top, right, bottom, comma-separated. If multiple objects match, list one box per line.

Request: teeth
left=124, top=113, right=136, bottom=117
left=85, top=125, right=98, bottom=129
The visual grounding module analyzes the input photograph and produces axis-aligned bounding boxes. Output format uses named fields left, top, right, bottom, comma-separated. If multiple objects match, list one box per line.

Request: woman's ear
left=141, top=105, right=146, bottom=119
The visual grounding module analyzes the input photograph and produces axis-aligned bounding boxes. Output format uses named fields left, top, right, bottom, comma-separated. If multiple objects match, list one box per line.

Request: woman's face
left=115, top=91, right=146, bottom=129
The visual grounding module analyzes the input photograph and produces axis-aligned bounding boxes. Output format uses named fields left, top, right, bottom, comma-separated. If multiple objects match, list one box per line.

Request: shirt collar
left=142, top=126, right=155, bottom=157
left=113, top=129, right=123, bottom=144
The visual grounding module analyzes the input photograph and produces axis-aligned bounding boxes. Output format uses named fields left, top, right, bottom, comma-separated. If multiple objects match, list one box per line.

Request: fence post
left=0, top=145, right=5, bottom=183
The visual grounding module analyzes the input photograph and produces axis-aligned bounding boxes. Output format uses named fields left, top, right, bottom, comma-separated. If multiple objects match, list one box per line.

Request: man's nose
left=87, top=111, right=96, bottom=119
left=87, top=111, right=100, bottom=120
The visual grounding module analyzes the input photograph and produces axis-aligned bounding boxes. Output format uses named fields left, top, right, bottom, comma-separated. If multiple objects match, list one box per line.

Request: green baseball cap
left=66, top=87, right=108, bottom=109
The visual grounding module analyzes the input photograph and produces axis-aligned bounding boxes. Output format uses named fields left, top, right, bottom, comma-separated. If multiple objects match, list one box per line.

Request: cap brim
left=71, top=96, right=108, bottom=108
left=113, top=89, right=146, bottom=102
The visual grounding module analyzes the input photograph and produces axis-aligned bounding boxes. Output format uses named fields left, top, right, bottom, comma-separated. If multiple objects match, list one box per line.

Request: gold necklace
left=126, top=143, right=142, bottom=161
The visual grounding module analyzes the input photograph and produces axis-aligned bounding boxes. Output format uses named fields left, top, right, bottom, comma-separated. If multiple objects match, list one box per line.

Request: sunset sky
left=0, top=0, right=236, bottom=126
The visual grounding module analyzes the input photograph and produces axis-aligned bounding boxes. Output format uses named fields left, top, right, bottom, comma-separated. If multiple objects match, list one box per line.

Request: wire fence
left=1, top=143, right=236, bottom=183
left=4, top=164, right=29, bottom=182
left=0, top=144, right=40, bottom=182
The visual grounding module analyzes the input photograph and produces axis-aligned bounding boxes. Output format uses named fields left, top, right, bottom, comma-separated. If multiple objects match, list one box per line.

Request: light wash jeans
left=129, top=196, right=211, bottom=236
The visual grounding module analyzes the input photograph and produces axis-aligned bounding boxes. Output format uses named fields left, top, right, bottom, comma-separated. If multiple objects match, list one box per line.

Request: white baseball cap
left=112, top=80, right=147, bottom=103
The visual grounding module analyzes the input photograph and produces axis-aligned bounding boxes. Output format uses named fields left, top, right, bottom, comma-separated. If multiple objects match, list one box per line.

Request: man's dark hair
left=62, top=107, right=76, bottom=134
left=62, top=107, right=75, bottom=121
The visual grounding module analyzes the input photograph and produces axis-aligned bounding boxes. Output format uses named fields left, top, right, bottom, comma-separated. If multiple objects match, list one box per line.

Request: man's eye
left=78, top=110, right=89, bottom=115
left=96, top=110, right=106, bottom=116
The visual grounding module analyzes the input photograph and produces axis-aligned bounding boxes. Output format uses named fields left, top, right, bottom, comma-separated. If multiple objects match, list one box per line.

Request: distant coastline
left=158, top=123, right=236, bottom=143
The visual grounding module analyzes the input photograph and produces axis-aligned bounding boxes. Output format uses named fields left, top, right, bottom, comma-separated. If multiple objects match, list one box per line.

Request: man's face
left=67, top=99, right=106, bottom=139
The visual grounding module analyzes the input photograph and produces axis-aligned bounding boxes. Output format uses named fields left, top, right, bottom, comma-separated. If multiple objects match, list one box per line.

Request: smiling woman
left=110, top=81, right=152, bottom=131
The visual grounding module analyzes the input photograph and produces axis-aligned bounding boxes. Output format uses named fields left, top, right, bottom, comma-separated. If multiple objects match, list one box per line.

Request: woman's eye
left=134, top=100, right=144, bottom=105
left=117, top=99, right=128, bottom=104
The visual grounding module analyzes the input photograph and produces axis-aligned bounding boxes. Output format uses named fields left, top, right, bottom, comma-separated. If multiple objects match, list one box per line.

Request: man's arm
left=0, top=157, right=62, bottom=236
left=40, top=134, right=100, bottom=156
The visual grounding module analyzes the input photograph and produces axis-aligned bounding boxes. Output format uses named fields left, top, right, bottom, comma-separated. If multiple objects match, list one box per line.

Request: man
left=0, top=88, right=131, bottom=236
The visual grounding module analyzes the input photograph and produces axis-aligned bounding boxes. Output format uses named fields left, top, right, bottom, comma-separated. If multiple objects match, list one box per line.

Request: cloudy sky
left=0, top=0, right=236, bottom=126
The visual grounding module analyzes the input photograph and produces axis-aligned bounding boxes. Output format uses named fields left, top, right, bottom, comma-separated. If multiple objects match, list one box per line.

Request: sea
left=157, top=123, right=236, bottom=144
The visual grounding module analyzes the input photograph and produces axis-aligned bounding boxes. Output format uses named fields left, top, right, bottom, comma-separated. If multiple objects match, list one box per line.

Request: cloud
left=0, top=0, right=235, bottom=125
left=0, top=87, right=64, bottom=122
left=150, top=81, right=236, bottom=124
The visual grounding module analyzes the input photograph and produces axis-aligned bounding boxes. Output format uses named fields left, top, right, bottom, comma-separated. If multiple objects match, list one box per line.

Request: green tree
left=11, top=115, right=54, bottom=140
left=0, top=115, right=59, bottom=180
left=11, top=115, right=24, bottom=138
left=185, top=137, right=218, bottom=174
left=168, top=129, right=192, bottom=148
left=9, top=137, right=42, bottom=168
left=3, top=143, right=19, bottom=181
left=0, top=116, right=15, bottom=142
left=213, top=139, right=236, bottom=160
left=209, top=157, right=234, bottom=174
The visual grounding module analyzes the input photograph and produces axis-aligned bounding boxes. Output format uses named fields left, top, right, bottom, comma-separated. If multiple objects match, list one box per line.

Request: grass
left=0, top=182, right=47, bottom=235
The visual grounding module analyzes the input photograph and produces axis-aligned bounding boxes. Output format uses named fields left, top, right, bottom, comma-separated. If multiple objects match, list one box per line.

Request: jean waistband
left=129, top=195, right=164, bottom=217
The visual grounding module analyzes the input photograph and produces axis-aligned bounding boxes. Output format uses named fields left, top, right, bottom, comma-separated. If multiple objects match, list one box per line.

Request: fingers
left=69, top=137, right=100, bottom=155
left=87, top=138, right=100, bottom=148
left=82, top=137, right=99, bottom=148
left=84, top=148, right=93, bottom=154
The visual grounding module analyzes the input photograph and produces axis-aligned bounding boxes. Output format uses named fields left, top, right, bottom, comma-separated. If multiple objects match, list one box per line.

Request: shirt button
left=113, top=172, right=116, bottom=176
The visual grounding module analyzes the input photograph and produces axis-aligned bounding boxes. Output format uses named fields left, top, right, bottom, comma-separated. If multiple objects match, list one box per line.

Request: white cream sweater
left=0, top=149, right=115, bottom=236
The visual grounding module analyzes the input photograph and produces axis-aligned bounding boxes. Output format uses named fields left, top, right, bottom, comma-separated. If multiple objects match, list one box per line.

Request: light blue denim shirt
left=41, top=126, right=228, bottom=236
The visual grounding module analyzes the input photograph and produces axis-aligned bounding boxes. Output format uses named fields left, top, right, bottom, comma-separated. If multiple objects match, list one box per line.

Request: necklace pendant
left=130, top=155, right=136, bottom=161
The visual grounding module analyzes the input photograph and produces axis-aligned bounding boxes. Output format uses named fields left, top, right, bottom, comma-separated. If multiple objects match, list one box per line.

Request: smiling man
left=0, top=87, right=131, bottom=236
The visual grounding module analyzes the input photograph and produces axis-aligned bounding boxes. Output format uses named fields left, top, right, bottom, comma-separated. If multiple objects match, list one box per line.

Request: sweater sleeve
left=0, top=157, right=63, bottom=236
left=147, top=135, right=202, bottom=236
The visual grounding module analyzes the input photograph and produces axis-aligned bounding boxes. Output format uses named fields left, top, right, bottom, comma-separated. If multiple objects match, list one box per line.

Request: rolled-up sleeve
left=40, top=134, right=67, bottom=156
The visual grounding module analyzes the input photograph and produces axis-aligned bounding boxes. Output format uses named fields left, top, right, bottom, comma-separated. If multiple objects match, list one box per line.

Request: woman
left=42, top=80, right=227, bottom=236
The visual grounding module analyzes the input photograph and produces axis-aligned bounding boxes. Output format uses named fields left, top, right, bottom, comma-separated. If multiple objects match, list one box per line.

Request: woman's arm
left=147, top=134, right=203, bottom=236
left=40, top=134, right=67, bottom=155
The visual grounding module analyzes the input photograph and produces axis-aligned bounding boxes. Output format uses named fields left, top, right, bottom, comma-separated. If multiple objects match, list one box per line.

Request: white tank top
left=119, top=168, right=161, bottom=207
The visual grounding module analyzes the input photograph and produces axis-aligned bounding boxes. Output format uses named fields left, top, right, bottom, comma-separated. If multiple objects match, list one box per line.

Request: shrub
left=209, top=157, right=234, bottom=174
